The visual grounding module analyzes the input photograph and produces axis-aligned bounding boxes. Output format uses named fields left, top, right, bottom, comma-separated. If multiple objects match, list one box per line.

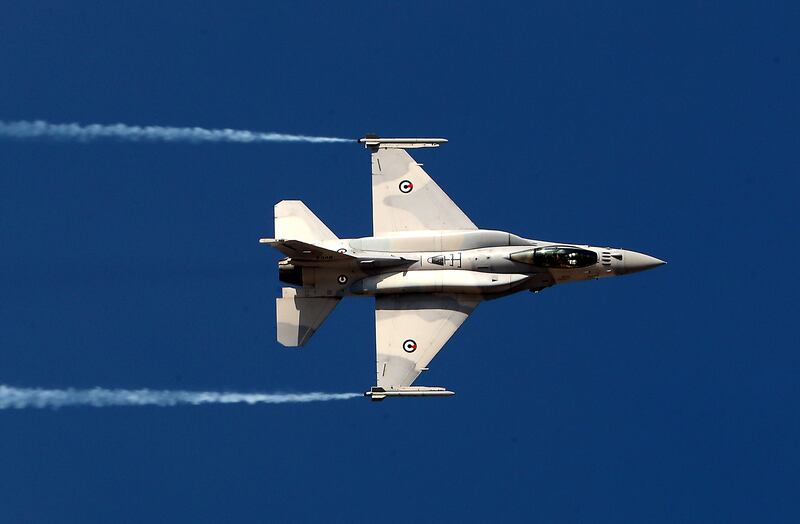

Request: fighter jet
left=261, top=136, right=665, bottom=400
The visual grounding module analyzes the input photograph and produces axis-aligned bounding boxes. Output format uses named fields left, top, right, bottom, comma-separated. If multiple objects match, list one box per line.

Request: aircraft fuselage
left=275, top=229, right=664, bottom=299
left=265, top=137, right=666, bottom=397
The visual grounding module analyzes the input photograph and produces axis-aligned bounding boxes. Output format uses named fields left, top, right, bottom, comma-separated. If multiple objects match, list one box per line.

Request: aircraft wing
left=371, top=147, right=477, bottom=234
left=374, top=294, right=480, bottom=389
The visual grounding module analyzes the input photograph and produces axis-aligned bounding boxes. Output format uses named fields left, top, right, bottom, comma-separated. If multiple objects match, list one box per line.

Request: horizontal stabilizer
left=276, top=287, right=340, bottom=347
left=274, top=200, right=337, bottom=243
left=359, top=135, right=447, bottom=149
left=365, top=386, right=455, bottom=401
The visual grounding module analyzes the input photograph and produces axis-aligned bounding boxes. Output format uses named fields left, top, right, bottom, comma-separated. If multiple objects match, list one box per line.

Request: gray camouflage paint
left=265, top=140, right=665, bottom=396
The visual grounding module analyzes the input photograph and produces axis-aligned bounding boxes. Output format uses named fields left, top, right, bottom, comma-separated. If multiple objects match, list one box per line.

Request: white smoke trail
left=0, top=384, right=360, bottom=409
left=0, top=120, right=351, bottom=144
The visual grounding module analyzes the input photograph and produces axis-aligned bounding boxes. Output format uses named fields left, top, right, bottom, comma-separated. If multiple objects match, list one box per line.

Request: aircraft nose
left=620, top=250, right=666, bottom=275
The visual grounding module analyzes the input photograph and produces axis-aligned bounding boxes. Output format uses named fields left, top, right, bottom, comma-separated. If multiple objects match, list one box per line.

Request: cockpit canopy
left=510, top=246, right=598, bottom=269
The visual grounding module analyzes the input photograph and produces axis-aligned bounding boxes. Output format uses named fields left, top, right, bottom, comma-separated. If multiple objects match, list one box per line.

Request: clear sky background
left=1, top=2, right=798, bottom=522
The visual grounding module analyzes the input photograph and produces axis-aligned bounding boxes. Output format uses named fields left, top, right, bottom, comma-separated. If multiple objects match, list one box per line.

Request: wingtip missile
left=358, top=136, right=448, bottom=149
left=364, top=386, right=455, bottom=401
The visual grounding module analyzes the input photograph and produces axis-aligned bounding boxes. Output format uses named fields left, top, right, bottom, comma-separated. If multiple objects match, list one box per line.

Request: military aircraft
left=261, top=136, right=665, bottom=401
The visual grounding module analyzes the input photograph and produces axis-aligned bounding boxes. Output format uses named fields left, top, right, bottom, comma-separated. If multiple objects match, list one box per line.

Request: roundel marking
left=402, top=339, right=417, bottom=353
left=399, top=180, right=414, bottom=193
left=337, top=248, right=347, bottom=254
left=337, top=274, right=348, bottom=284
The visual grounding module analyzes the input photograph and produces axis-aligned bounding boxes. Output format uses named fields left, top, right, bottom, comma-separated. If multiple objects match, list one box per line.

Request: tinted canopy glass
left=510, top=247, right=598, bottom=269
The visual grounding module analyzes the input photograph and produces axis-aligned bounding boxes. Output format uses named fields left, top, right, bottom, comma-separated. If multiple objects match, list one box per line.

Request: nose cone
left=620, top=250, right=666, bottom=275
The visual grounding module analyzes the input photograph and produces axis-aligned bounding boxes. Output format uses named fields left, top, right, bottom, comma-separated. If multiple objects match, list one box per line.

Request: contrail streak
left=0, top=385, right=360, bottom=409
left=0, top=120, right=351, bottom=144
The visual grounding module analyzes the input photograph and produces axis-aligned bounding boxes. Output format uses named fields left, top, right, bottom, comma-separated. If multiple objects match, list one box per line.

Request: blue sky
left=1, top=1, right=798, bottom=522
